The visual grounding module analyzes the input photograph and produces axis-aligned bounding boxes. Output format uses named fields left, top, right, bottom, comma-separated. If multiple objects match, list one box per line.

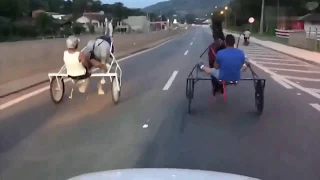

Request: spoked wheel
left=111, top=76, right=121, bottom=104
left=254, top=79, right=265, bottom=113
left=186, top=79, right=194, bottom=114
left=50, top=76, right=65, bottom=104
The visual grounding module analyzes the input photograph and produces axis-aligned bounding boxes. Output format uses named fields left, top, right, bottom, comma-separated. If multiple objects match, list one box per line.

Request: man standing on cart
left=81, top=16, right=115, bottom=95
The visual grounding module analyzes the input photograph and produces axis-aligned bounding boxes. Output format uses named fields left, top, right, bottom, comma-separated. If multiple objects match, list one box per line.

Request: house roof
left=299, top=13, right=320, bottom=21
left=83, top=12, right=105, bottom=22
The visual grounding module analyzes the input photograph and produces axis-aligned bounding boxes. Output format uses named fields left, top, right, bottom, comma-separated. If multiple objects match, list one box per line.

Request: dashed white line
left=271, top=75, right=293, bottom=89
left=163, top=70, right=179, bottom=90
left=184, top=50, right=189, bottom=55
left=190, top=42, right=193, bottom=45
left=309, top=103, right=320, bottom=112
left=297, top=93, right=301, bottom=95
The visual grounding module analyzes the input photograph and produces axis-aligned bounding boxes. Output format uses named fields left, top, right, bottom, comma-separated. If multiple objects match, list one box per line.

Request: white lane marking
left=267, top=68, right=320, bottom=73
left=163, top=70, right=178, bottom=90
left=184, top=50, right=188, bottom=55
left=142, top=124, right=148, bottom=128
left=190, top=42, right=193, bottom=45
left=282, top=76, right=320, bottom=82
left=256, top=62, right=309, bottom=67
left=249, top=57, right=295, bottom=62
left=271, top=75, right=293, bottom=89
left=0, top=36, right=179, bottom=111
left=250, top=60, right=320, bottom=100
left=297, top=93, right=301, bottom=95
left=309, top=103, right=320, bottom=112
left=307, top=88, right=320, bottom=93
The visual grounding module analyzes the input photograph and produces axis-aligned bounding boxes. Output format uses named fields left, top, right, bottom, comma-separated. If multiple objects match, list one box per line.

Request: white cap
left=66, top=35, right=80, bottom=49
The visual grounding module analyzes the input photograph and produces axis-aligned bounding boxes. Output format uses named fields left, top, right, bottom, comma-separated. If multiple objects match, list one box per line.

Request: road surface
left=1, top=27, right=320, bottom=180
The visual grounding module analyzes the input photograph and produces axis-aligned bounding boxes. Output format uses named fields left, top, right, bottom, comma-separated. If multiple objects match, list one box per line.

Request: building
left=300, top=13, right=320, bottom=32
left=122, top=16, right=150, bottom=33
left=76, top=12, right=106, bottom=32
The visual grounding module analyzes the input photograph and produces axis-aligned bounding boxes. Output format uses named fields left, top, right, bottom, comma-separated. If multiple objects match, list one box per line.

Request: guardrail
left=275, top=29, right=320, bottom=40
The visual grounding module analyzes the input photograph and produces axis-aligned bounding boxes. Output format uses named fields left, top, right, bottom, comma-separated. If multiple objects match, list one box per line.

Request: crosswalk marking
left=282, top=76, right=320, bottom=82
left=309, top=103, right=320, bottom=112
left=268, top=68, right=320, bottom=73
left=250, top=58, right=296, bottom=62
left=241, top=42, right=320, bottom=96
left=307, top=88, right=320, bottom=93
left=256, top=62, right=309, bottom=67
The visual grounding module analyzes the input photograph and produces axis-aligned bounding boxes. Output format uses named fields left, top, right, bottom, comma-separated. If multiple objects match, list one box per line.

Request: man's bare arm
left=90, top=59, right=106, bottom=69
left=214, top=61, right=219, bottom=69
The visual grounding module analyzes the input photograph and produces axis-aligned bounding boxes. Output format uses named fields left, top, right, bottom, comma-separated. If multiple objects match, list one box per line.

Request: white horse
left=79, top=18, right=115, bottom=95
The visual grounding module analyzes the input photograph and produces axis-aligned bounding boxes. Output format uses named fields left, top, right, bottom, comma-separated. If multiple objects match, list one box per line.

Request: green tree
left=185, top=13, right=196, bottom=24
left=35, top=12, right=54, bottom=35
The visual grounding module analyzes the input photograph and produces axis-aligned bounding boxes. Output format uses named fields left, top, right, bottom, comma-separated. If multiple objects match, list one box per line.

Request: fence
left=275, top=28, right=320, bottom=40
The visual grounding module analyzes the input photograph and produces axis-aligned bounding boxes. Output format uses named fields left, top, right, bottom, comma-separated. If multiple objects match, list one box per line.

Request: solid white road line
left=309, top=103, right=320, bottom=112
left=0, top=36, right=179, bottom=111
left=163, top=70, right=179, bottom=90
left=184, top=50, right=188, bottom=55
left=271, top=75, right=293, bottom=89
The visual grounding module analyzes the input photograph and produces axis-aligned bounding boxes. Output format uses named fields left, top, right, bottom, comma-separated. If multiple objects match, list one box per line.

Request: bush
left=72, top=23, right=85, bottom=34
left=0, top=16, right=12, bottom=36
left=35, top=12, right=54, bottom=35
left=62, top=25, right=72, bottom=36
left=88, top=24, right=95, bottom=34
left=12, top=22, right=39, bottom=37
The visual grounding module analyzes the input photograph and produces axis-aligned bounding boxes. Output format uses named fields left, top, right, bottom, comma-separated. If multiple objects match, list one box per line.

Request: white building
left=122, top=16, right=150, bottom=33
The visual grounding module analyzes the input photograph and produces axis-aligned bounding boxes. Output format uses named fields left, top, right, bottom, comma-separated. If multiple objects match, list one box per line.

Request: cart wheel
left=111, top=76, right=121, bottom=104
left=188, top=98, right=192, bottom=114
left=50, top=76, right=65, bottom=104
left=186, top=79, right=193, bottom=114
left=255, top=80, right=264, bottom=113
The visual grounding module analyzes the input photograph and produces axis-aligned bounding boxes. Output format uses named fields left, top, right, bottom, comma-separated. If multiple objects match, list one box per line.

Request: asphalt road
left=1, top=27, right=320, bottom=180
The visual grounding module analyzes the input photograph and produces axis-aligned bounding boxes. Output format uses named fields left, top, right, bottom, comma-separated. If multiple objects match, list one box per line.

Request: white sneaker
left=98, top=88, right=105, bottom=95
left=97, top=83, right=105, bottom=95
left=78, top=79, right=89, bottom=93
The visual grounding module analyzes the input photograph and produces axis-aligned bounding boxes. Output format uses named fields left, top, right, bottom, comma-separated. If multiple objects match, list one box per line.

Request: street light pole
left=259, top=0, right=265, bottom=34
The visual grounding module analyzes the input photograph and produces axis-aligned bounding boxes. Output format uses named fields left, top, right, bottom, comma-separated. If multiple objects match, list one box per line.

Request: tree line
left=0, top=0, right=161, bottom=41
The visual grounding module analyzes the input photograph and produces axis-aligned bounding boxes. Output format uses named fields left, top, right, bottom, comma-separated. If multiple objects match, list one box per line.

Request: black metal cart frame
left=186, top=64, right=266, bottom=114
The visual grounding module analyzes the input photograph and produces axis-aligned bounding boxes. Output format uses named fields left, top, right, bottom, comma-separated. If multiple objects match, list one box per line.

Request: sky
left=102, top=0, right=166, bottom=8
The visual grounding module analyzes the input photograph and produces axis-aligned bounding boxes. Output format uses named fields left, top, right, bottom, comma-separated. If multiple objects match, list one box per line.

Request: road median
left=0, top=29, right=186, bottom=97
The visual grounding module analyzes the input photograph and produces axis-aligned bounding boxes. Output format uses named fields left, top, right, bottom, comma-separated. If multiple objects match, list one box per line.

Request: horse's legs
left=97, top=42, right=110, bottom=95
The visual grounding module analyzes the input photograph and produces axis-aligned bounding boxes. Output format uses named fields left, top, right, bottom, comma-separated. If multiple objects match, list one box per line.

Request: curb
left=0, top=31, right=186, bottom=98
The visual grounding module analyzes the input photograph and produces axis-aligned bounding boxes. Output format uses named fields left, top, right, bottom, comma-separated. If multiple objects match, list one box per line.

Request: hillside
left=143, top=0, right=230, bottom=16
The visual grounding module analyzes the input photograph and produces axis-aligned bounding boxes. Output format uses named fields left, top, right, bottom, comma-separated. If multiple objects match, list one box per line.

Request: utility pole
left=259, top=0, right=265, bottom=34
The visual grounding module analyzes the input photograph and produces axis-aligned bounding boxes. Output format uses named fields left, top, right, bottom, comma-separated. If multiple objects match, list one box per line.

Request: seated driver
left=198, top=34, right=249, bottom=83
left=63, top=35, right=106, bottom=94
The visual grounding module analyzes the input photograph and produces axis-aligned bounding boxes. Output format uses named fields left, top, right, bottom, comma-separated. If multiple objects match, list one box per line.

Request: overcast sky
left=101, top=0, right=166, bottom=8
